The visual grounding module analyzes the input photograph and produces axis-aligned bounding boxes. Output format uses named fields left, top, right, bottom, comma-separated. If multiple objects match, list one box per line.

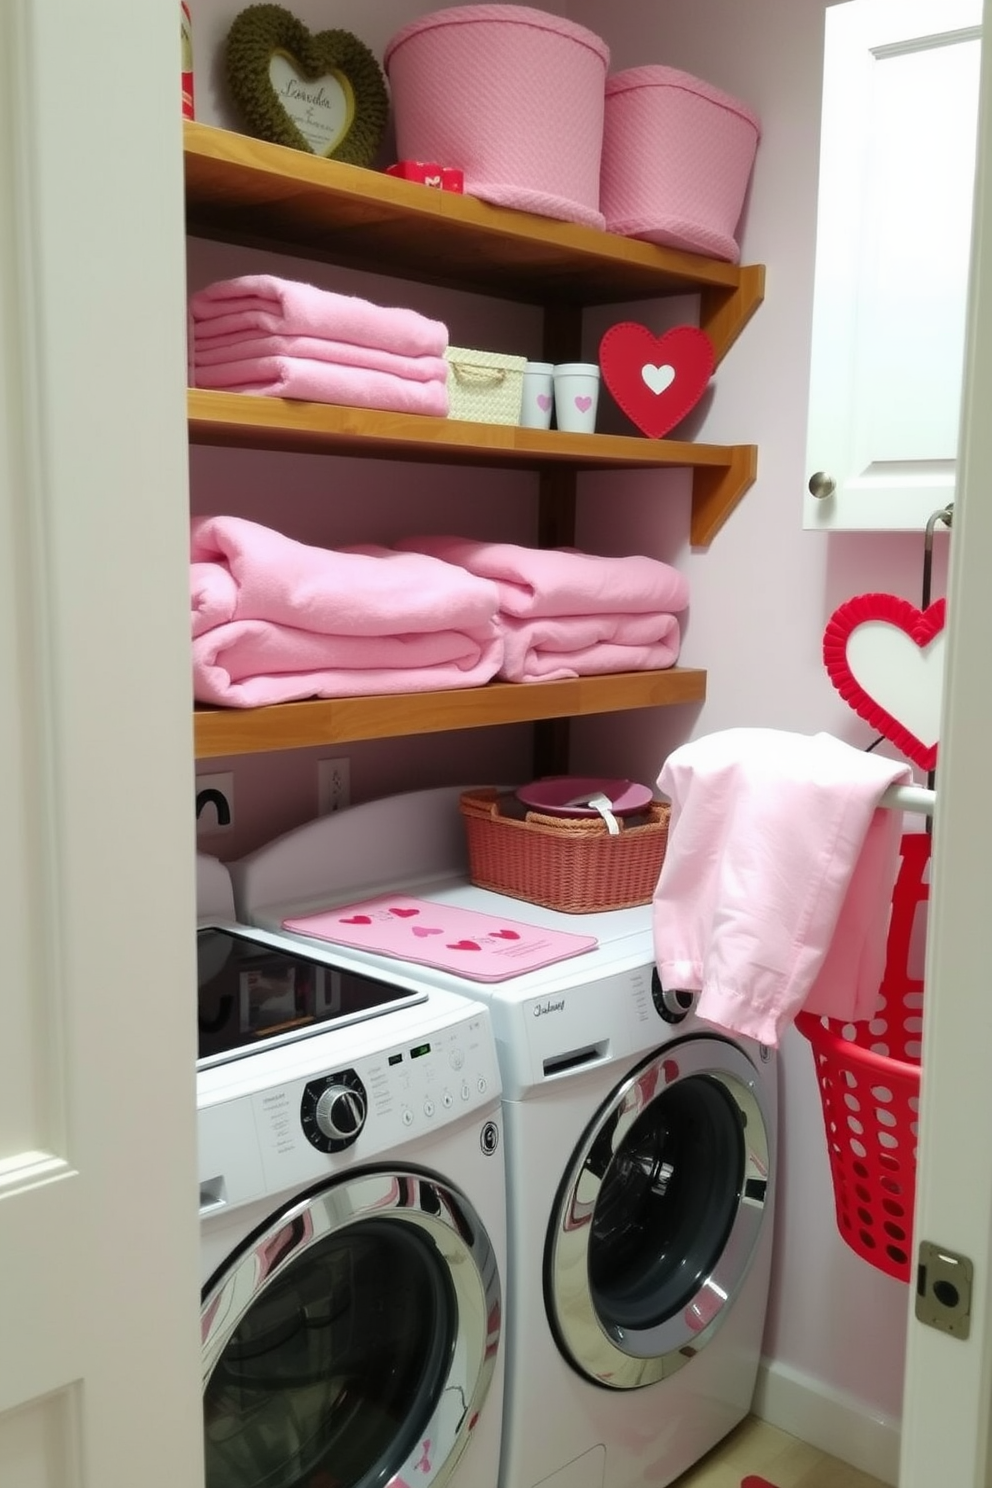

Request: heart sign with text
left=823, top=593, right=947, bottom=771
left=599, top=323, right=715, bottom=439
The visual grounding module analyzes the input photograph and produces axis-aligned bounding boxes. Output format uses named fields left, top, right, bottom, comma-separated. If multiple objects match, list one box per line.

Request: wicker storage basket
left=445, top=346, right=526, bottom=423
left=459, top=786, right=670, bottom=913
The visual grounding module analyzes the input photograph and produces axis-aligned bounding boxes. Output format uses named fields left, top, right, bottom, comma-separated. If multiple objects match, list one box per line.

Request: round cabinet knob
left=651, top=969, right=695, bottom=1024
left=808, top=471, right=836, bottom=500
left=314, top=1084, right=367, bottom=1144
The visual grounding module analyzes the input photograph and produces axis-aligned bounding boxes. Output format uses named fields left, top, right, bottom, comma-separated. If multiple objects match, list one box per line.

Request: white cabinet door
left=804, top=0, right=982, bottom=531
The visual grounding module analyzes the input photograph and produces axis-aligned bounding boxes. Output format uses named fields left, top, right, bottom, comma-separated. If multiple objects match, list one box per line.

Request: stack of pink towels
left=188, top=274, right=450, bottom=417
left=191, top=516, right=502, bottom=708
left=393, top=536, right=689, bottom=681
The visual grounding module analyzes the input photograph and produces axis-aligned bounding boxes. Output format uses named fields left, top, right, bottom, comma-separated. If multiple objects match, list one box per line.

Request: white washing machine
left=195, top=913, right=507, bottom=1488
left=229, top=788, right=779, bottom=1488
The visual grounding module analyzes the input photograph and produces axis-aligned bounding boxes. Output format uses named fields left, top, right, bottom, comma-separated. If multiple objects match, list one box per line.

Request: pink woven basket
left=384, top=5, right=610, bottom=230
left=600, top=65, right=760, bottom=263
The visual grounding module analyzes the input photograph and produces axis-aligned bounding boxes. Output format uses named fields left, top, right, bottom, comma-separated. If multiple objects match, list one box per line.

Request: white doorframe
left=900, top=1, right=992, bottom=1481
left=0, top=2, right=203, bottom=1483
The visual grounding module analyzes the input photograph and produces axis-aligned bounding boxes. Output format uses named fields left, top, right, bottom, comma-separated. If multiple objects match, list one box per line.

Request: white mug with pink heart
left=553, top=362, right=600, bottom=434
left=520, top=360, right=555, bottom=429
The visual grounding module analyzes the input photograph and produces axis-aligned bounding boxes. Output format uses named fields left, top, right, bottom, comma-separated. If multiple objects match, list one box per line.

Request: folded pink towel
left=500, top=611, right=681, bottom=681
left=192, top=355, right=449, bottom=416
left=192, top=331, right=449, bottom=385
left=191, top=517, right=500, bottom=639
left=189, top=274, right=448, bottom=357
left=193, top=616, right=503, bottom=708
left=393, top=535, right=689, bottom=618
left=652, top=729, right=913, bottom=1047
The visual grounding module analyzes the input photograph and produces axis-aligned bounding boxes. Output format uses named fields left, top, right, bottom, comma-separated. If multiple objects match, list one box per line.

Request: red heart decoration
left=491, top=929, right=520, bottom=940
left=389, top=906, right=419, bottom=917
left=599, top=323, right=715, bottom=438
left=341, top=914, right=371, bottom=925
left=447, top=939, right=481, bottom=951
left=823, top=593, right=946, bottom=772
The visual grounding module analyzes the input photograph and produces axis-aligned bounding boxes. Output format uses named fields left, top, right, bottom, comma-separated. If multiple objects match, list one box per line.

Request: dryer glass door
left=546, top=1037, right=771, bottom=1389
left=202, top=1170, right=500, bottom=1488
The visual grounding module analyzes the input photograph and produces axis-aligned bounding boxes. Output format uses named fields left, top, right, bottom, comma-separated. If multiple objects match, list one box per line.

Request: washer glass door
left=546, top=1037, right=771, bottom=1389
left=202, top=1169, right=500, bottom=1487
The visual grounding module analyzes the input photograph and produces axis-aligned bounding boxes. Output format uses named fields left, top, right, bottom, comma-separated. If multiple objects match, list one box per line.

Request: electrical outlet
left=317, top=757, right=350, bottom=815
left=196, top=772, right=235, bottom=836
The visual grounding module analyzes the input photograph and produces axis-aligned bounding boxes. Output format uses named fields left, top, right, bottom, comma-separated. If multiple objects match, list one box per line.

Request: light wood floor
left=671, top=1417, right=890, bottom=1488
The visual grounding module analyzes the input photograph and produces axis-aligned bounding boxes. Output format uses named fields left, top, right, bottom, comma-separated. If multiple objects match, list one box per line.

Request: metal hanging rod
left=880, top=784, right=936, bottom=817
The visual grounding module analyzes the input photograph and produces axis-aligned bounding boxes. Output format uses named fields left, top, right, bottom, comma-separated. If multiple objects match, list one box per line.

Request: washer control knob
left=315, top=1084, right=366, bottom=1142
left=301, top=1068, right=368, bottom=1152
left=650, top=969, right=695, bottom=1024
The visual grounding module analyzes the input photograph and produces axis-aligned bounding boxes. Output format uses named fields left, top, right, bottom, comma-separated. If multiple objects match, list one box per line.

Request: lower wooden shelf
left=193, top=667, right=707, bottom=758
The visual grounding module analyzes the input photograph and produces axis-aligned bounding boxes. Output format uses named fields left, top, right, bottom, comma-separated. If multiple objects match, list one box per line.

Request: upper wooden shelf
left=189, top=389, right=756, bottom=546
left=194, top=667, right=707, bottom=758
left=183, top=122, right=764, bottom=365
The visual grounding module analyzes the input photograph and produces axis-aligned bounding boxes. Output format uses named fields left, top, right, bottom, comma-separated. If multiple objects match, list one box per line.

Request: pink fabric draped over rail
left=652, top=729, right=914, bottom=1047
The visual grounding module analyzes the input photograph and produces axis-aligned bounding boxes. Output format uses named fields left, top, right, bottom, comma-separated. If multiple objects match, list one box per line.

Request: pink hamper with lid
left=600, top=66, right=760, bottom=262
left=384, top=5, right=610, bottom=230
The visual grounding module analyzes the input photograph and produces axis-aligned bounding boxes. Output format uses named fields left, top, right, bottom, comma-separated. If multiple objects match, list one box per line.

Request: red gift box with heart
left=599, top=321, right=715, bottom=438
left=386, top=159, right=464, bottom=192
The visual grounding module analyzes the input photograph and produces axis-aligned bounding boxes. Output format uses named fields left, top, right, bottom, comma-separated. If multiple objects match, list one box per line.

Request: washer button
left=401, top=1107, right=414, bottom=1127
left=423, top=1098, right=436, bottom=1118
left=442, top=1090, right=454, bottom=1109
left=449, top=1048, right=465, bottom=1070
left=460, top=1081, right=471, bottom=1101
left=477, top=1075, right=488, bottom=1094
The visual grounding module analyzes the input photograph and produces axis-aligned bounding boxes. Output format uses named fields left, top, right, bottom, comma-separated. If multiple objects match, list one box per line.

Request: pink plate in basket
left=516, top=776, right=654, bottom=818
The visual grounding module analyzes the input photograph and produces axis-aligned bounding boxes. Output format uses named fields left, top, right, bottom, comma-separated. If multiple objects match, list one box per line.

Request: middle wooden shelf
left=188, top=389, right=757, bottom=548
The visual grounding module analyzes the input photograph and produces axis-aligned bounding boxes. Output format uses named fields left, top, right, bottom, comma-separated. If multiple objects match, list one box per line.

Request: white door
left=804, top=0, right=982, bottom=531
left=0, top=3, right=203, bottom=1484
left=899, top=1, right=992, bottom=1482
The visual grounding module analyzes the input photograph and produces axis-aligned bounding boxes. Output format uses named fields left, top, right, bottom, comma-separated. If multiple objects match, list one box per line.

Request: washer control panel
left=197, top=1001, right=500, bottom=1209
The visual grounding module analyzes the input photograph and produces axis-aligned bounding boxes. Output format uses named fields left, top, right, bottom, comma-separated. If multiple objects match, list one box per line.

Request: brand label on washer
left=480, top=1120, right=500, bottom=1155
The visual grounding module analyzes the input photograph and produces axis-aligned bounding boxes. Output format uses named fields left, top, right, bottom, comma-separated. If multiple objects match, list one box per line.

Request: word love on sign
left=823, top=593, right=947, bottom=772
left=599, top=323, right=715, bottom=439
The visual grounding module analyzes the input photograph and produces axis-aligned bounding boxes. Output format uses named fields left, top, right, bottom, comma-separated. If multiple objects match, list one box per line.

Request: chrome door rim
left=202, top=1168, right=501, bottom=1487
left=546, top=1038, right=771, bottom=1389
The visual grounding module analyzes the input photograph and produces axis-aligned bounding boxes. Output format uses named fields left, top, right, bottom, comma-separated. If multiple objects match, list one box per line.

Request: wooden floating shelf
left=188, top=390, right=757, bottom=546
left=194, top=668, right=707, bottom=759
left=183, top=121, right=765, bottom=366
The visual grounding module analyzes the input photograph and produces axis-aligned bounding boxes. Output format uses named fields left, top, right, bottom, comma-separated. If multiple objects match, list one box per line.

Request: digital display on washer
left=197, top=927, right=425, bottom=1065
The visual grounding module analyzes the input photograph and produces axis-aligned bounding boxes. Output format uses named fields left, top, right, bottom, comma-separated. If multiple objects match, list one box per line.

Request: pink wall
left=568, top=0, right=939, bottom=1427
left=188, top=0, right=941, bottom=1429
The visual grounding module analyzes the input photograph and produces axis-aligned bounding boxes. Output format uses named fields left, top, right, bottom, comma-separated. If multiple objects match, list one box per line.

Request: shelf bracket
left=690, top=445, right=758, bottom=547
left=700, top=264, right=766, bottom=366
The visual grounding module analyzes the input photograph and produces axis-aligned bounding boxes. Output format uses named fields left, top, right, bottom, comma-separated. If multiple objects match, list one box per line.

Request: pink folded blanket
left=191, top=517, right=500, bottom=639
left=393, top=535, right=689, bottom=618
left=193, top=617, right=503, bottom=708
left=501, top=611, right=681, bottom=681
left=192, top=355, right=449, bottom=416
left=652, top=729, right=913, bottom=1047
left=192, top=331, right=448, bottom=384
left=189, top=274, right=448, bottom=358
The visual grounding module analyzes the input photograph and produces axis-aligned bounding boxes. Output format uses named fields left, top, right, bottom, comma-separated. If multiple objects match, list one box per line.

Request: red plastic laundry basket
left=796, top=832, right=930, bottom=1283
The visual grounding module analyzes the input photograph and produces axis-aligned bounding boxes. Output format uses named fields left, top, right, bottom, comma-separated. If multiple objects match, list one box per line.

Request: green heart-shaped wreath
left=226, top=4, right=389, bottom=168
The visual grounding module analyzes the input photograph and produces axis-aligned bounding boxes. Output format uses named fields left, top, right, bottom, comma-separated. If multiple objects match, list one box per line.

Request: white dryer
left=231, top=791, right=779, bottom=1488
left=196, top=920, right=507, bottom=1488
